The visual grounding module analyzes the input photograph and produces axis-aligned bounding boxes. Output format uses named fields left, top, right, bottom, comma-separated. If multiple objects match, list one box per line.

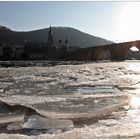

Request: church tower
left=45, top=26, right=57, bottom=60
left=47, top=26, right=54, bottom=46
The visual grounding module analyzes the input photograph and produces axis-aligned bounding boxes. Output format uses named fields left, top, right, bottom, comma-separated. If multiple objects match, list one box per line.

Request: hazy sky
left=0, top=1, right=140, bottom=42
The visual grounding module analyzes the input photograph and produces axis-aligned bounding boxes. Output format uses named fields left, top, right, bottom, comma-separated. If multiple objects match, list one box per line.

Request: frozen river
left=0, top=60, right=140, bottom=138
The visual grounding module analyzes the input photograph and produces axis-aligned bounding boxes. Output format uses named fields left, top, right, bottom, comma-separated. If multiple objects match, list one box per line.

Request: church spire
left=47, top=26, right=54, bottom=46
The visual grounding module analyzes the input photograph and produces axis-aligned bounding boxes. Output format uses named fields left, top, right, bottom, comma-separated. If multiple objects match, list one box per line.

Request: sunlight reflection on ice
left=127, top=63, right=140, bottom=72
left=130, top=95, right=140, bottom=109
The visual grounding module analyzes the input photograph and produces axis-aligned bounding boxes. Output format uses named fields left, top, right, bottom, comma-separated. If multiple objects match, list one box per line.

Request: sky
left=0, top=1, right=140, bottom=42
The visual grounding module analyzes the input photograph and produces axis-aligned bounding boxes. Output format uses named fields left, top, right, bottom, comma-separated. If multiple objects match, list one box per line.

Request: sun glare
left=116, top=3, right=140, bottom=42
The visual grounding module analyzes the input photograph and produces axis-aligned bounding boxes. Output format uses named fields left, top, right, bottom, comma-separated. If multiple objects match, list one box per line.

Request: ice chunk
left=7, top=121, right=23, bottom=131
left=47, top=128, right=62, bottom=134
left=23, top=115, right=74, bottom=130
left=0, top=113, right=24, bottom=124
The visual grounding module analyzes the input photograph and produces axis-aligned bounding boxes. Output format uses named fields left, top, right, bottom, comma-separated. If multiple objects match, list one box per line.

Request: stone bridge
left=66, top=40, right=140, bottom=61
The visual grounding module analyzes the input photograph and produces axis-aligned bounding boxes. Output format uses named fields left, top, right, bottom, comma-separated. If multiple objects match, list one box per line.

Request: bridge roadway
left=66, top=40, right=140, bottom=61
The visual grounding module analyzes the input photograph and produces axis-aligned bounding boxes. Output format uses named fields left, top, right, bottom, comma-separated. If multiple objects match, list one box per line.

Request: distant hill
left=0, top=25, right=113, bottom=48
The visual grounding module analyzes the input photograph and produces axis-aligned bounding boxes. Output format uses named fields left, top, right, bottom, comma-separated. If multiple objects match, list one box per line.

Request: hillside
left=0, top=26, right=113, bottom=48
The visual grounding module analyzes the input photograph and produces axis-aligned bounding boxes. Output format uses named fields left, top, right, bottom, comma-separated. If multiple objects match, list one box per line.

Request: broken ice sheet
left=23, top=115, right=74, bottom=130
left=0, top=113, right=24, bottom=125
left=7, top=121, right=23, bottom=131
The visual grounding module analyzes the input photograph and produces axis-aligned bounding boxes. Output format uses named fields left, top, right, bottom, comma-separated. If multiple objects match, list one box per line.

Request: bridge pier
left=109, top=46, right=129, bottom=60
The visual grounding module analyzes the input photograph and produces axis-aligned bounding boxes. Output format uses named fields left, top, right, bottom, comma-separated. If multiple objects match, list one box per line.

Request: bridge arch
left=125, top=46, right=140, bottom=59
